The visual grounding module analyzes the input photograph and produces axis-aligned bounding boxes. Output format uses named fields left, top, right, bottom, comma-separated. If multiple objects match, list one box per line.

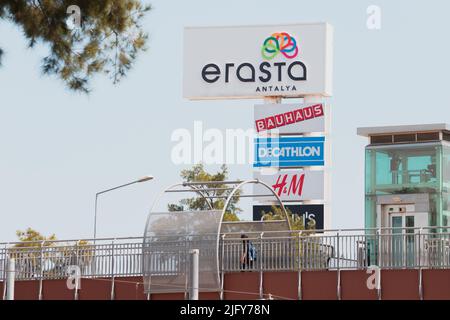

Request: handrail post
left=75, top=240, right=79, bottom=268
left=376, top=228, right=382, bottom=301
left=38, top=240, right=44, bottom=300
left=336, top=231, right=341, bottom=300
left=377, top=228, right=382, bottom=267
left=184, top=235, right=189, bottom=300
left=74, top=241, right=80, bottom=300
left=297, top=231, right=302, bottom=301
left=418, top=228, right=423, bottom=300
left=110, top=239, right=115, bottom=300
left=418, top=228, right=422, bottom=268
left=259, top=232, right=264, bottom=299
left=220, top=234, right=225, bottom=300
left=2, top=244, right=8, bottom=300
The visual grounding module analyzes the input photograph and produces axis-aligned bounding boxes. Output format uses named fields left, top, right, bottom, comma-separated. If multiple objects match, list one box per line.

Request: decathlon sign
left=254, top=136, right=325, bottom=167
left=254, top=170, right=324, bottom=201
left=255, top=103, right=325, bottom=134
left=183, top=23, right=333, bottom=99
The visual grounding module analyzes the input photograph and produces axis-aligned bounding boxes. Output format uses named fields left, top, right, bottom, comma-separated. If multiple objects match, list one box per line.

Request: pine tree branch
left=0, top=0, right=151, bottom=93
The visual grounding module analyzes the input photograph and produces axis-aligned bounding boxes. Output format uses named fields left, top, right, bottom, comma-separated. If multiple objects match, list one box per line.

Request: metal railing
left=1, top=227, right=450, bottom=281
left=0, top=237, right=144, bottom=281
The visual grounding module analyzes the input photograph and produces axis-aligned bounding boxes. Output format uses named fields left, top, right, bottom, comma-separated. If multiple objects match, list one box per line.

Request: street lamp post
left=93, top=175, right=154, bottom=239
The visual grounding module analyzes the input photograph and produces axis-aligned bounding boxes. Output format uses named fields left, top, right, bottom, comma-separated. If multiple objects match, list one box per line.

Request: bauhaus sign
left=254, top=136, right=325, bottom=168
left=183, top=23, right=333, bottom=99
left=255, top=103, right=325, bottom=134
left=254, top=170, right=324, bottom=201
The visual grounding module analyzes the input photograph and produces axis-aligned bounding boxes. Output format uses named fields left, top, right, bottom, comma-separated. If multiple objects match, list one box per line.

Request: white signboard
left=183, top=23, right=333, bottom=99
left=255, top=103, right=325, bottom=134
left=254, top=170, right=324, bottom=201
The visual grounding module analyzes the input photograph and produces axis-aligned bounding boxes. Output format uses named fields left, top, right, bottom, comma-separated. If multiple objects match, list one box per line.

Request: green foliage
left=223, top=211, right=240, bottom=222
left=167, top=203, right=184, bottom=212
left=11, top=228, right=93, bottom=277
left=261, top=205, right=291, bottom=221
left=168, top=164, right=241, bottom=221
left=0, top=0, right=151, bottom=93
left=15, top=227, right=57, bottom=247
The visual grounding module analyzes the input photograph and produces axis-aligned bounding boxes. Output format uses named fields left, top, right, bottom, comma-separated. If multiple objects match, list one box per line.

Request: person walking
left=240, top=234, right=256, bottom=270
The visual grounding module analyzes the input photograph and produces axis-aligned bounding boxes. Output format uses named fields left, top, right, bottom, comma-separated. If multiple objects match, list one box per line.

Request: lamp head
left=137, top=175, right=154, bottom=183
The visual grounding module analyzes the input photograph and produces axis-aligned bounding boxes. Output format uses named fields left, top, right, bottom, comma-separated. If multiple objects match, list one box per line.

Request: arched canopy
left=142, top=179, right=291, bottom=294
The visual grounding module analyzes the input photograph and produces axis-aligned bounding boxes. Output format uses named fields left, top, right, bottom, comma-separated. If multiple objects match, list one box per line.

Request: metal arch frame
left=218, top=179, right=291, bottom=233
left=143, top=179, right=291, bottom=294
left=145, top=179, right=291, bottom=236
left=215, top=179, right=291, bottom=295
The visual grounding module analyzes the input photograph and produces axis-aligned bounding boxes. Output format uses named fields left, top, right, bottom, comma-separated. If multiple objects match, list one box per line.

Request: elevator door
left=389, top=211, right=427, bottom=267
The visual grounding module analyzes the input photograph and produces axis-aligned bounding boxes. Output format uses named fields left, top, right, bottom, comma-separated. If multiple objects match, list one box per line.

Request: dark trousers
left=241, top=259, right=254, bottom=270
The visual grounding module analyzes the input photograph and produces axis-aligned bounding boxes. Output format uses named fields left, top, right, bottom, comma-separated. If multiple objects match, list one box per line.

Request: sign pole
left=303, top=95, right=331, bottom=230
left=260, top=97, right=282, bottom=176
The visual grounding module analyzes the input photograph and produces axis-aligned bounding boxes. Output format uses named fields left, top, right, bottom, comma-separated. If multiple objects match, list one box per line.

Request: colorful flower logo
left=261, top=32, right=299, bottom=60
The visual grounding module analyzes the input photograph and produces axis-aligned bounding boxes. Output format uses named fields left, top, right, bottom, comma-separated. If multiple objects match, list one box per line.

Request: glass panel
left=430, top=193, right=439, bottom=227
left=365, top=196, right=376, bottom=229
left=443, top=146, right=450, bottom=192
left=392, top=216, right=403, bottom=230
left=443, top=193, right=450, bottom=228
left=365, top=143, right=440, bottom=196
left=405, top=216, right=415, bottom=266
left=391, top=216, right=403, bottom=267
left=376, top=151, right=393, bottom=186
left=143, top=210, right=222, bottom=293
left=405, top=215, right=414, bottom=228
left=365, top=143, right=444, bottom=232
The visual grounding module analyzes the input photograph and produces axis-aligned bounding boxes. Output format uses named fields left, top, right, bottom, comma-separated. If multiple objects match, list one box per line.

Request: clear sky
left=1, top=0, right=449, bottom=242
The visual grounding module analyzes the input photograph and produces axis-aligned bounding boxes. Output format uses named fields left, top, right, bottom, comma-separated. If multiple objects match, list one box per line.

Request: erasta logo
left=200, top=32, right=307, bottom=93
left=261, top=32, right=299, bottom=60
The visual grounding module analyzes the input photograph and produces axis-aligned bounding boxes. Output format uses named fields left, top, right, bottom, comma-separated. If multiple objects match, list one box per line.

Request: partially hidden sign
left=255, top=103, right=325, bottom=134
left=254, top=136, right=325, bottom=168
left=253, top=204, right=324, bottom=230
left=254, top=170, right=324, bottom=201
left=183, top=23, right=333, bottom=99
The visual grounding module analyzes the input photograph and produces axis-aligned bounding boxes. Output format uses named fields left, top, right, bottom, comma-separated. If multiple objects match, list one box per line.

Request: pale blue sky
left=1, top=0, right=449, bottom=242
